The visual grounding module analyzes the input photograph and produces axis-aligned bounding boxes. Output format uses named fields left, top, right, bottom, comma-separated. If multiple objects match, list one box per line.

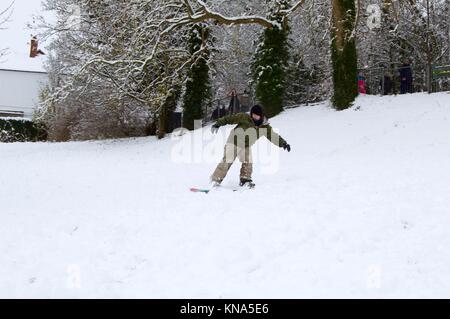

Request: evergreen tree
left=251, top=0, right=290, bottom=118
left=285, top=52, right=323, bottom=106
left=331, top=0, right=358, bottom=110
left=182, top=24, right=212, bottom=130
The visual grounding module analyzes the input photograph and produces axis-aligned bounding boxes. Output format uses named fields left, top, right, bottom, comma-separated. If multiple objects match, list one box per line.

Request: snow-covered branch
left=279, top=0, right=307, bottom=17
left=0, top=1, right=13, bottom=28
left=0, top=1, right=14, bottom=59
left=189, top=0, right=276, bottom=28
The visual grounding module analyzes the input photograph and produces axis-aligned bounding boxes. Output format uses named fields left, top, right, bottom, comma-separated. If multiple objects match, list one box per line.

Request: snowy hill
left=1, top=92, right=450, bottom=298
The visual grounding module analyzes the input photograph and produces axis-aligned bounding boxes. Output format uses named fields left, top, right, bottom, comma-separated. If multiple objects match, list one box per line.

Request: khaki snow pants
left=211, top=143, right=253, bottom=183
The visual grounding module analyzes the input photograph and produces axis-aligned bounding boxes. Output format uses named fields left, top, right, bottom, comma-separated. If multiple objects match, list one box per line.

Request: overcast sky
left=0, top=0, right=53, bottom=72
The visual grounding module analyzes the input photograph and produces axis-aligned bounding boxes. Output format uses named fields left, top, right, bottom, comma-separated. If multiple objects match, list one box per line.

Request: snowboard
left=190, top=187, right=212, bottom=194
left=190, top=184, right=254, bottom=194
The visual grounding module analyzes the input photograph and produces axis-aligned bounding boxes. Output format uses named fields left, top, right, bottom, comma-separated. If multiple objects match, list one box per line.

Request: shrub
left=0, top=118, right=48, bottom=143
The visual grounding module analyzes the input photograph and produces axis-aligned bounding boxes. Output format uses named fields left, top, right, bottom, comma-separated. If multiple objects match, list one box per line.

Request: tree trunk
left=425, top=0, right=432, bottom=93
left=331, top=0, right=358, bottom=110
left=158, top=104, right=167, bottom=139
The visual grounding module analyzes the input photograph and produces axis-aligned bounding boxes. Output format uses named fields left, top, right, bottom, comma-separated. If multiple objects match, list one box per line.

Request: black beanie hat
left=250, top=104, right=264, bottom=117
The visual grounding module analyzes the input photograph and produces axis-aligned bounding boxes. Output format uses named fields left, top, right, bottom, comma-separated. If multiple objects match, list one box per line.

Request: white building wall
left=0, top=69, right=49, bottom=118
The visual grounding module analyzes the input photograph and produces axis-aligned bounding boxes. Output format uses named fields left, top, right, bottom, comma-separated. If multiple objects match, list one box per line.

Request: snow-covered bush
left=0, top=118, right=47, bottom=143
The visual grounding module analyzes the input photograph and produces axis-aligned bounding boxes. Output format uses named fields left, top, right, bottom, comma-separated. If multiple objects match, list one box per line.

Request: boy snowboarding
left=210, top=105, right=291, bottom=188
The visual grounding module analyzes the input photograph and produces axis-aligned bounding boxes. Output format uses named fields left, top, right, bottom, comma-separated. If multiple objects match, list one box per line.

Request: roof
left=0, top=68, right=48, bottom=75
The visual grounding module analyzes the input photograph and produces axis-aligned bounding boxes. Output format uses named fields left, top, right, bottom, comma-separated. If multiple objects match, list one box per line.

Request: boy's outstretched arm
left=211, top=113, right=246, bottom=134
left=216, top=113, right=246, bottom=127
left=264, top=125, right=291, bottom=152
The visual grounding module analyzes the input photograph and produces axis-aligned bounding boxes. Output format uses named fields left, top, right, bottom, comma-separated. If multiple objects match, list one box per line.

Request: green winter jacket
left=215, top=113, right=288, bottom=149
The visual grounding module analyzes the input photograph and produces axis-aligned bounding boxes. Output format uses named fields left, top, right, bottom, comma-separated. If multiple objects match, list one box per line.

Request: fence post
left=427, top=64, right=432, bottom=94
left=306, top=82, right=310, bottom=106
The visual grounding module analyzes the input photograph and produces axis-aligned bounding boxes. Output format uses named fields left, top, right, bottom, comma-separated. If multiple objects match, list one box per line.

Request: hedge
left=0, top=118, right=48, bottom=143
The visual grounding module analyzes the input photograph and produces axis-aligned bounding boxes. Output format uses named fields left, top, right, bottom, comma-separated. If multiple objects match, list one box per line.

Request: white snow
left=0, top=117, right=32, bottom=122
left=1, top=92, right=450, bottom=298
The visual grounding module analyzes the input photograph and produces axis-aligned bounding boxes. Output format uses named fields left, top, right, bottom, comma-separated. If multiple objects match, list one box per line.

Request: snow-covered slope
left=1, top=92, right=450, bottom=298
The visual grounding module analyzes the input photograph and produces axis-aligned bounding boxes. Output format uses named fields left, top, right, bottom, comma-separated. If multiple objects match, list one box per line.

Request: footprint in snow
left=401, top=220, right=413, bottom=230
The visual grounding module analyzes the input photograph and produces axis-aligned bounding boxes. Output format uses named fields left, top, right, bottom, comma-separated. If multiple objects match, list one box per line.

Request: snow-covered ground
left=1, top=92, right=450, bottom=298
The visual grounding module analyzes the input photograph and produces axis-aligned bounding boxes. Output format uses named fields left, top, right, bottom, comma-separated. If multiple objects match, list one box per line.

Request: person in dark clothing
left=211, top=107, right=220, bottom=121
left=383, top=73, right=393, bottom=95
left=211, top=106, right=227, bottom=121
left=228, top=89, right=241, bottom=114
left=399, top=59, right=413, bottom=94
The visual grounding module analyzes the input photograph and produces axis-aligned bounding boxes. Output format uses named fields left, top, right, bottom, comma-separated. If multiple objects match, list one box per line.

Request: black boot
left=239, top=178, right=255, bottom=188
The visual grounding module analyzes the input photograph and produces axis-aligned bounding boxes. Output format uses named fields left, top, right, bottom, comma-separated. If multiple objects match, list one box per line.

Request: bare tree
left=37, top=0, right=307, bottom=140
left=0, top=1, right=14, bottom=61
